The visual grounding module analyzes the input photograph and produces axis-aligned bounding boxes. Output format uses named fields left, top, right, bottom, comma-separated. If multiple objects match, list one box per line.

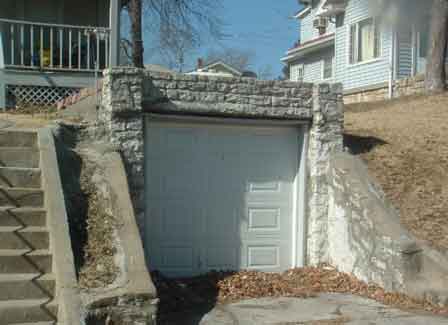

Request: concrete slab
left=200, top=294, right=448, bottom=325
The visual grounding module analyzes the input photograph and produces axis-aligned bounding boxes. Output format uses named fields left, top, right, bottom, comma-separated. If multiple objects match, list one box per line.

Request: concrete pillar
left=109, top=0, right=120, bottom=67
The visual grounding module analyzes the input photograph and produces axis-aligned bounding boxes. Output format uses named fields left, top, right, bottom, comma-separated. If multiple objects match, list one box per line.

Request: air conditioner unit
left=313, top=17, right=328, bottom=29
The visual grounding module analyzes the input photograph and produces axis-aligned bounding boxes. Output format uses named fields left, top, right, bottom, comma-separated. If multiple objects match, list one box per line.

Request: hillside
left=345, top=94, right=448, bottom=251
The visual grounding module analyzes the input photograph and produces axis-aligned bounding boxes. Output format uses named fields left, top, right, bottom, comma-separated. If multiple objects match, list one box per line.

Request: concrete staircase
left=0, top=131, right=58, bottom=324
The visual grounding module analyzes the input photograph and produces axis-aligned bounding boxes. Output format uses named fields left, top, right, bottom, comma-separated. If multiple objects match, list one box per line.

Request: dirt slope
left=345, top=93, right=448, bottom=251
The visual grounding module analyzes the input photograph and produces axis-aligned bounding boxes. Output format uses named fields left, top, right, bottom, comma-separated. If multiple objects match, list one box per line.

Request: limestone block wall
left=100, top=68, right=344, bottom=265
left=344, top=75, right=426, bottom=105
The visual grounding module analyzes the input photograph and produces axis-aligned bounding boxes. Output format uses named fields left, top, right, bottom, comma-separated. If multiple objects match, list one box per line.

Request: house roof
left=187, top=60, right=243, bottom=77
left=145, top=64, right=174, bottom=74
left=281, top=33, right=335, bottom=62
left=294, top=6, right=311, bottom=19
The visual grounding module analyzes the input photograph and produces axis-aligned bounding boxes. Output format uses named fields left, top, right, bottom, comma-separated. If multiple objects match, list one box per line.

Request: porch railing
left=0, top=18, right=111, bottom=72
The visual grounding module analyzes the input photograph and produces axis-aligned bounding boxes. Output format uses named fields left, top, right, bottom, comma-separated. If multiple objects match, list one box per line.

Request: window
left=290, top=64, right=304, bottom=82
left=349, top=18, right=381, bottom=64
left=419, top=24, right=429, bottom=58
left=322, top=56, right=333, bottom=79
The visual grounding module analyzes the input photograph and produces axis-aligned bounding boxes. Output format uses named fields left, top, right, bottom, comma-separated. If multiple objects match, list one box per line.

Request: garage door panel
left=206, top=153, right=245, bottom=193
left=247, top=207, right=281, bottom=232
left=204, top=200, right=238, bottom=239
left=145, top=121, right=301, bottom=277
left=156, top=200, right=199, bottom=241
left=241, top=241, right=292, bottom=271
left=150, top=245, right=196, bottom=276
left=202, top=245, right=239, bottom=271
left=162, top=163, right=202, bottom=197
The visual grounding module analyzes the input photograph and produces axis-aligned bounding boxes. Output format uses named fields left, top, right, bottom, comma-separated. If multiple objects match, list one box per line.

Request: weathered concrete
left=76, top=145, right=158, bottom=325
left=100, top=68, right=344, bottom=265
left=327, top=153, right=448, bottom=306
left=200, top=294, right=448, bottom=325
left=0, top=167, right=41, bottom=188
left=39, top=128, right=84, bottom=325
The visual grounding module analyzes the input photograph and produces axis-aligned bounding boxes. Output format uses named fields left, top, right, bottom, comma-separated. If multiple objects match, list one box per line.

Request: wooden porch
left=0, top=0, right=121, bottom=108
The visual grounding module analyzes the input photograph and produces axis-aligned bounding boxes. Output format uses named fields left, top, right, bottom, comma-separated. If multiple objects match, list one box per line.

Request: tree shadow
left=344, top=133, right=388, bottom=155
left=152, top=271, right=236, bottom=325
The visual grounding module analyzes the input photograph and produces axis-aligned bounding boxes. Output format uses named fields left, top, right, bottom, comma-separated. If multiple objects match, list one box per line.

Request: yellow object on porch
left=42, top=49, right=51, bottom=67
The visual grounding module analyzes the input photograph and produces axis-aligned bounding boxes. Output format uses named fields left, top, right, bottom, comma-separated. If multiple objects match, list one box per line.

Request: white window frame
left=321, top=55, right=334, bottom=80
left=348, top=17, right=382, bottom=66
left=290, top=63, right=305, bottom=82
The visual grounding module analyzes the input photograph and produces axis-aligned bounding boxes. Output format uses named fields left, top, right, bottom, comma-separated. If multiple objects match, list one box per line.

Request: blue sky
left=144, top=0, right=300, bottom=78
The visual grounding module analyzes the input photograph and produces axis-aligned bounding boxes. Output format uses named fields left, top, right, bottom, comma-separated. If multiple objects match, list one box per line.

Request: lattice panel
left=6, top=85, right=80, bottom=108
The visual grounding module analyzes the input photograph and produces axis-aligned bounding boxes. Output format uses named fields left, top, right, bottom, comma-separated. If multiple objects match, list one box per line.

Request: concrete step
left=0, top=131, right=38, bottom=148
left=0, top=273, right=55, bottom=301
left=0, top=148, right=39, bottom=168
left=0, top=250, right=52, bottom=274
left=0, top=167, right=41, bottom=188
left=0, top=298, right=57, bottom=324
left=11, top=321, right=57, bottom=325
left=0, top=227, right=49, bottom=250
left=0, top=207, right=46, bottom=227
left=0, top=187, right=44, bottom=208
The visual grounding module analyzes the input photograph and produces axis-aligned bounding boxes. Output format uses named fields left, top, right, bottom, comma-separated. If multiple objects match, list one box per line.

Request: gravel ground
left=345, top=93, right=448, bottom=251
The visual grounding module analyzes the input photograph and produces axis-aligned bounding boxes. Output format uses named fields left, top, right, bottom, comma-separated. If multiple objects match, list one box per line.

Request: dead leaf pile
left=78, top=159, right=119, bottom=289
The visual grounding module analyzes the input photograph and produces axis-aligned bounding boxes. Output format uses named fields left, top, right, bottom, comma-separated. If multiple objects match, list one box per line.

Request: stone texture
left=344, top=75, right=426, bottom=104
left=100, top=68, right=344, bottom=266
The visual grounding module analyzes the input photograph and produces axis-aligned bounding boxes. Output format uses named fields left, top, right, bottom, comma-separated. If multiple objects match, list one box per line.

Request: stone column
left=100, top=68, right=146, bottom=233
left=307, top=83, right=344, bottom=265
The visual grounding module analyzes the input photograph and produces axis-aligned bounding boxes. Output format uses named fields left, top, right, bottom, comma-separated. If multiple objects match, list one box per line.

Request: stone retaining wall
left=344, top=75, right=426, bottom=104
left=100, top=67, right=344, bottom=266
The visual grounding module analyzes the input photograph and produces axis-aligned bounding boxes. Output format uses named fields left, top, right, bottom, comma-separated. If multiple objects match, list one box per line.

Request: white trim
left=282, top=34, right=335, bottom=62
left=348, top=58, right=382, bottom=68
left=147, top=113, right=310, bottom=126
left=347, top=17, right=382, bottom=66
left=296, top=123, right=308, bottom=267
left=411, top=24, right=417, bottom=77
left=321, top=55, right=334, bottom=80
left=295, top=7, right=311, bottom=19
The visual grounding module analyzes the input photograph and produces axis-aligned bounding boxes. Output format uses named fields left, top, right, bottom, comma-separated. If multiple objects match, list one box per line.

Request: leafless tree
left=425, top=0, right=448, bottom=92
left=122, top=0, right=224, bottom=67
left=127, top=0, right=144, bottom=67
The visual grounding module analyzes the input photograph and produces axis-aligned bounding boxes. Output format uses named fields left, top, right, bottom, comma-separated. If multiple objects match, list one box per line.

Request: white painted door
left=145, top=119, right=302, bottom=277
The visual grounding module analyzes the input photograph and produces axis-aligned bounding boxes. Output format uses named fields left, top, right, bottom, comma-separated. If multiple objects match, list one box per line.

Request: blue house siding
left=291, top=47, right=334, bottom=83
left=334, top=0, right=392, bottom=90
left=300, top=4, right=336, bottom=43
left=285, top=0, right=432, bottom=93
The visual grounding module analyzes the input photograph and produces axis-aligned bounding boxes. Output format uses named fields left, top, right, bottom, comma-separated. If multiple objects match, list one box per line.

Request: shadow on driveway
left=152, top=271, right=236, bottom=325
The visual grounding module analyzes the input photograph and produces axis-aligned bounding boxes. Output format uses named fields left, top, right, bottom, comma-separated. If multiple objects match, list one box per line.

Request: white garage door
left=145, top=118, right=303, bottom=277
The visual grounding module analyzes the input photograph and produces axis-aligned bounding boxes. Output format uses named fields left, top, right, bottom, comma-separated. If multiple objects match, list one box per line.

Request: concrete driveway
left=200, top=293, right=448, bottom=325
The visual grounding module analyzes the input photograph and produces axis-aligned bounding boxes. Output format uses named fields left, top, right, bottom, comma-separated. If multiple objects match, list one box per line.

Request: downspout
left=389, top=30, right=396, bottom=99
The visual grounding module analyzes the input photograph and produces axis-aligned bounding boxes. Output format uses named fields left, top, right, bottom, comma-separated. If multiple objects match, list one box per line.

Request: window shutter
left=349, top=24, right=356, bottom=64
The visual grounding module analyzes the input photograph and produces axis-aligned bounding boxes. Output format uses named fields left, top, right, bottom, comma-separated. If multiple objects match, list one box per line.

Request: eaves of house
left=281, top=33, right=335, bottom=63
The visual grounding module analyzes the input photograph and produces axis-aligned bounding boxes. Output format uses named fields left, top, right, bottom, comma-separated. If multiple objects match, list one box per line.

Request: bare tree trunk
left=425, top=0, right=448, bottom=92
left=128, top=0, right=144, bottom=68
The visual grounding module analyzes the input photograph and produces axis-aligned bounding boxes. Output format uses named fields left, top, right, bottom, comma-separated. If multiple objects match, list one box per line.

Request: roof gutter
left=281, top=34, right=335, bottom=63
